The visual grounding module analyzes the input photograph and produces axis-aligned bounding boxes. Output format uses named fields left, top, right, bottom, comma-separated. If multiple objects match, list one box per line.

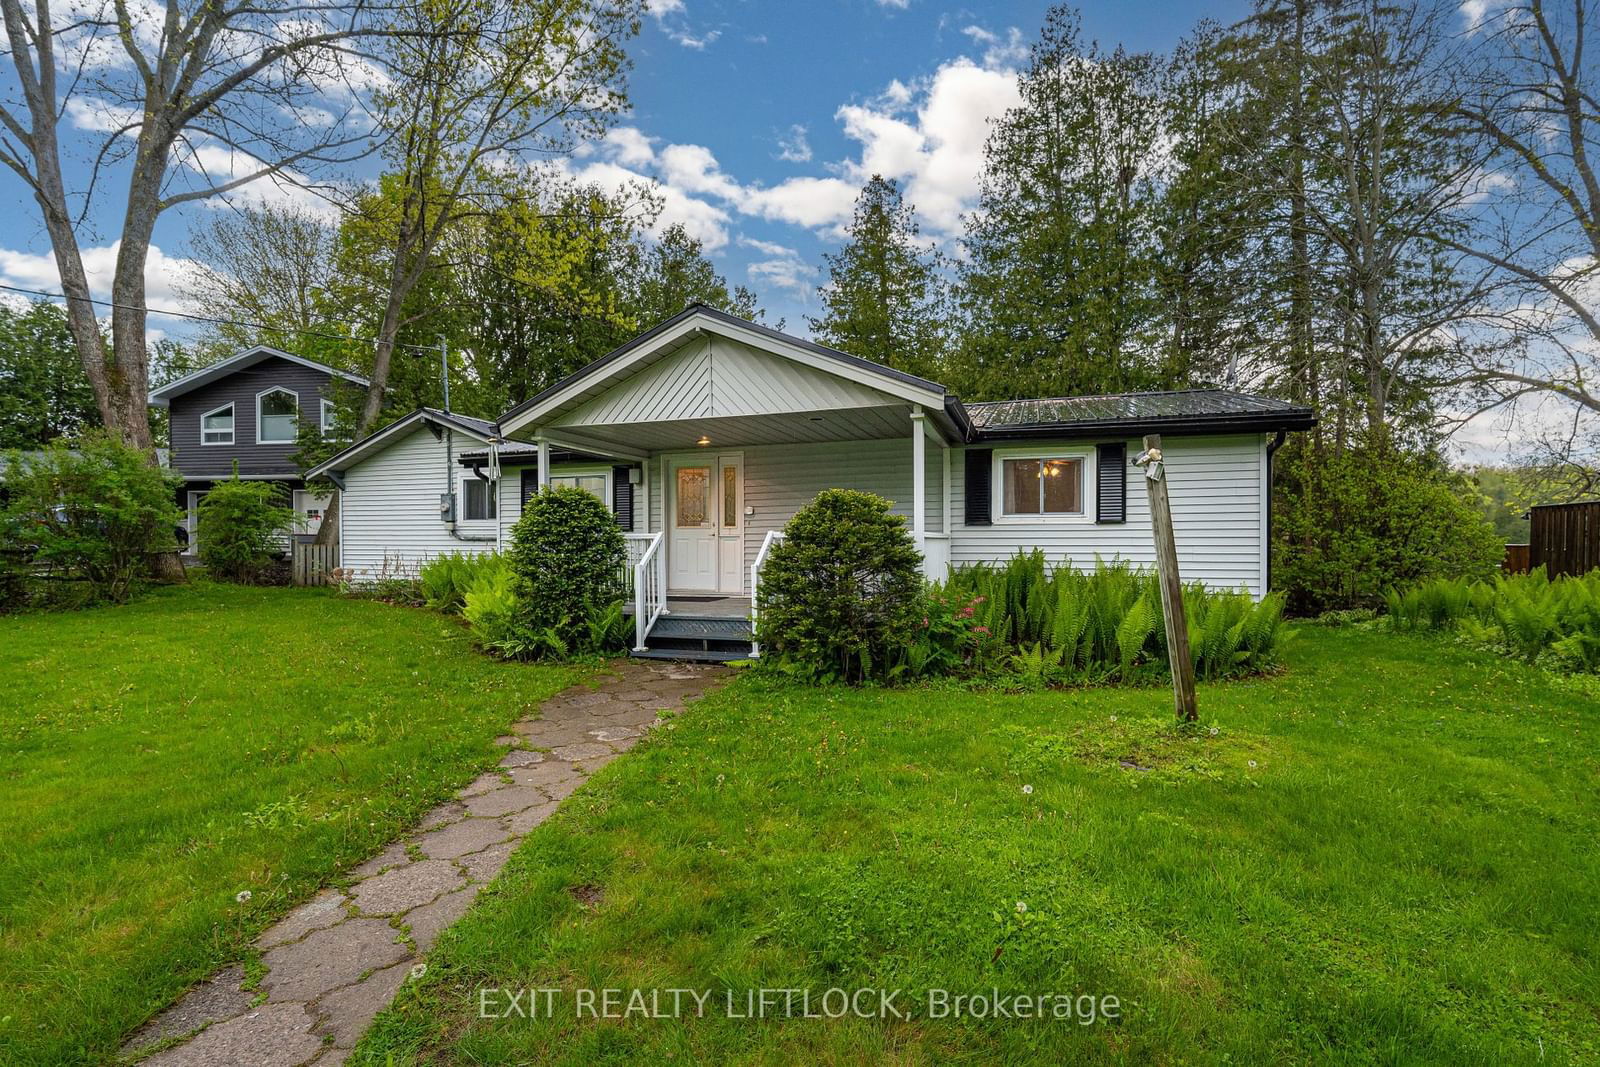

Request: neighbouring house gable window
left=257, top=388, right=298, bottom=444
left=463, top=478, right=496, bottom=520
left=201, top=403, right=234, bottom=445
left=1000, top=455, right=1085, bottom=517
left=550, top=472, right=609, bottom=505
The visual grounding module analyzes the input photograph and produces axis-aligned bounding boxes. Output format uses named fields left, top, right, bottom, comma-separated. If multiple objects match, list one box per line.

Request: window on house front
left=320, top=398, right=339, bottom=440
left=550, top=473, right=608, bottom=504
left=201, top=404, right=234, bottom=445
left=257, top=388, right=298, bottom=443
left=463, top=478, right=496, bottom=521
left=1001, top=456, right=1084, bottom=517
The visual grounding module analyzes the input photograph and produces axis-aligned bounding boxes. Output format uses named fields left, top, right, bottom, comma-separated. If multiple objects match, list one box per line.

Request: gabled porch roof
left=498, top=304, right=969, bottom=450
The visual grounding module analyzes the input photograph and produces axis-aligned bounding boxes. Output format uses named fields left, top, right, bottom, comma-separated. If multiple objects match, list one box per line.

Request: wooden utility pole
left=1135, top=435, right=1197, bottom=722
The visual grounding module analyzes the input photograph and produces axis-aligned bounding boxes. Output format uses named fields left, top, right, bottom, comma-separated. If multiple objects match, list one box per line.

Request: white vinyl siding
left=339, top=427, right=611, bottom=580
left=952, top=434, right=1268, bottom=597
left=642, top=433, right=1268, bottom=598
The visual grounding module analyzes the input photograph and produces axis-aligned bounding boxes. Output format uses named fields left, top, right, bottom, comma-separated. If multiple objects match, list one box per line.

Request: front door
left=669, top=454, right=743, bottom=593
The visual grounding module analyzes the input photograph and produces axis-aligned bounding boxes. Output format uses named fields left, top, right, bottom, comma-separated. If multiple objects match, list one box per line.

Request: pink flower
left=974, top=626, right=990, bottom=634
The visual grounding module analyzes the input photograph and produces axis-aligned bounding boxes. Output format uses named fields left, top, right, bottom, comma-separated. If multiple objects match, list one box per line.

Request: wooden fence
left=291, top=541, right=339, bottom=587
left=1502, top=543, right=1530, bottom=574
left=1529, top=500, right=1600, bottom=577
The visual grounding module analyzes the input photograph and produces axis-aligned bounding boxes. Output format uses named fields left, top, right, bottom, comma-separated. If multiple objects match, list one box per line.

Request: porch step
left=629, top=647, right=750, bottom=663
left=631, top=613, right=753, bottom=663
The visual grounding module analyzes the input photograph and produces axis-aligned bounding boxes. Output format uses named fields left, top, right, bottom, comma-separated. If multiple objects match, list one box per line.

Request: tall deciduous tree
left=953, top=6, right=1167, bottom=400
left=0, top=0, right=404, bottom=449
left=352, top=0, right=642, bottom=437
left=1443, top=0, right=1600, bottom=484
left=808, top=176, right=948, bottom=381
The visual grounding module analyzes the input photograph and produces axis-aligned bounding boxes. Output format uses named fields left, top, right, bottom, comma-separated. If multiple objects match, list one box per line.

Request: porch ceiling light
left=697, top=434, right=711, bottom=446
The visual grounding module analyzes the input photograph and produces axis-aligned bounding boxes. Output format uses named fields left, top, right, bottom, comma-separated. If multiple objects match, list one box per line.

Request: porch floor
left=645, top=596, right=752, bottom=619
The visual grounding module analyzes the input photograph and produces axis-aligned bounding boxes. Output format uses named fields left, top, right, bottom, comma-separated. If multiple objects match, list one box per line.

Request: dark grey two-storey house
left=149, top=346, right=368, bottom=551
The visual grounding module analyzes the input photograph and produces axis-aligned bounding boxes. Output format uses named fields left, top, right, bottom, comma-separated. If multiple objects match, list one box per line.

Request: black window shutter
left=1096, top=442, right=1127, bottom=524
left=612, top=465, right=634, bottom=530
left=964, top=449, right=992, bottom=526
left=520, top=468, right=539, bottom=509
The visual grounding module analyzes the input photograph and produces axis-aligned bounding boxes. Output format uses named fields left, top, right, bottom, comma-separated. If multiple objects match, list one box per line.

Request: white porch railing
left=921, top=532, right=951, bottom=582
left=749, top=530, right=785, bottom=658
left=624, top=532, right=667, bottom=651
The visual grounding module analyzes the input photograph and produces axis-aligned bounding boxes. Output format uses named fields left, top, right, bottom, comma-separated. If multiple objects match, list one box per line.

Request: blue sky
left=0, top=0, right=1251, bottom=338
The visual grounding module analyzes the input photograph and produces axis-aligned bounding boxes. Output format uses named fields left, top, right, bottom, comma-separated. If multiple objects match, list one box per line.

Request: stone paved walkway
left=125, top=660, right=725, bottom=1067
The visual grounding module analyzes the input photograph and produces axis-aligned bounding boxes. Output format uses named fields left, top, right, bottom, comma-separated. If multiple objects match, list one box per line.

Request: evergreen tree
left=808, top=176, right=948, bottom=380
left=0, top=301, right=98, bottom=450
left=952, top=6, right=1167, bottom=400
left=625, top=224, right=764, bottom=328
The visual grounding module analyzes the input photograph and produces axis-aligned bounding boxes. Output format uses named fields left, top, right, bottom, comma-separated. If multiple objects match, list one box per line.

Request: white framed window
left=463, top=477, right=497, bottom=521
left=994, top=449, right=1091, bottom=521
left=200, top=403, right=234, bottom=446
left=319, top=398, right=339, bottom=439
left=256, top=387, right=299, bottom=444
left=549, top=469, right=610, bottom=505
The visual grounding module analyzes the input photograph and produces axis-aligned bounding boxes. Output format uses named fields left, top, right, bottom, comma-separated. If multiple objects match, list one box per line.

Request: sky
left=0, top=0, right=1525, bottom=462
left=0, top=0, right=1248, bottom=330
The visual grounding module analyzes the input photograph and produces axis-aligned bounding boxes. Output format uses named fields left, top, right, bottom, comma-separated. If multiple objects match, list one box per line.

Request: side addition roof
left=966, top=389, right=1317, bottom=440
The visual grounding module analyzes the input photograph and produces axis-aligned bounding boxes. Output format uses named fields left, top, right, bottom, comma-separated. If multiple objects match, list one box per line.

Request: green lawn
left=356, top=627, right=1600, bottom=1065
left=0, top=583, right=586, bottom=1065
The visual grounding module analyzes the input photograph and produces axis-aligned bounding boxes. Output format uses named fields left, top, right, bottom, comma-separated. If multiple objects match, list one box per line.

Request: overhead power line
left=0, top=280, right=444, bottom=354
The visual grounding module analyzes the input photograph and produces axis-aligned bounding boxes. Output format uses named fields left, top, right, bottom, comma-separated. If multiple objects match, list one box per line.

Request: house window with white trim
left=463, top=478, right=496, bottom=520
left=257, top=388, right=298, bottom=444
left=999, top=454, right=1085, bottom=517
left=201, top=403, right=234, bottom=445
left=320, top=398, right=339, bottom=439
left=549, top=472, right=609, bottom=504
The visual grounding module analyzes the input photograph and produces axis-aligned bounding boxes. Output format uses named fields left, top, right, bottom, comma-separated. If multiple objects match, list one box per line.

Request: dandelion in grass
left=1109, top=715, right=1118, bottom=723
left=410, top=963, right=427, bottom=981
left=1022, top=784, right=1033, bottom=795
left=1015, top=900, right=1028, bottom=913
left=235, top=890, right=252, bottom=904
left=1248, top=760, right=1258, bottom=769
left=1210, top=726, right=1219, bottom=737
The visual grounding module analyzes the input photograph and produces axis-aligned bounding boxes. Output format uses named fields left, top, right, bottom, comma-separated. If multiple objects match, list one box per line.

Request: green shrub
left=755, top=489, right=924, bottom=683
left=943, top=552, right=1286, bottom=685
left=1, top=434, right=181, bottom=603
left=1383, top=568, right=1600, bottom=673
left=505, top=486, right=625, bottom=656
left=196, top=475, right=294, bottom=583
left=420, top=550, right=503, bottom=613
left=1273, top=443, right=1504, bottom=614
left=0, top=509, right=30, bottom=612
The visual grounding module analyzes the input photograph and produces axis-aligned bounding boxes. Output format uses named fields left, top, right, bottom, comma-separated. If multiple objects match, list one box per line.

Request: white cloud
left=741, top=177, right=861, bottom=231
left=561, top=159, right=733, bottom=251
left=747, top=255, right=818, bottom=298
left=776, top=124, right=813, bottom=164
left=1460, top=0, right=1517, bottom=33
left=877, top=0, right=910, bottom=9
left=659, top=143, right=745, bottom=201
left=830, top=56, right=1021, bottom=235
left=648, top=0, right=721, bottom=50
left=737, top=235, right=797, bottom=257
left=0, top=240, right=201, bottom=314
left=960, top=25, right=1030, bottom=69
left=174, top=143, right=338, bottom=219
left=602, top=126, right=658, bottom=168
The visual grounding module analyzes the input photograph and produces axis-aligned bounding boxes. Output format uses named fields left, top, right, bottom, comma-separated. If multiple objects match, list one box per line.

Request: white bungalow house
left=307, top=305, right=1315, bottom=660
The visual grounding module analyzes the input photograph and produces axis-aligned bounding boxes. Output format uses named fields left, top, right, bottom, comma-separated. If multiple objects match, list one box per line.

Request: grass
left=356, top=626, right=1600, bottom=1065
left=0, top=582, right=586, bottom=1065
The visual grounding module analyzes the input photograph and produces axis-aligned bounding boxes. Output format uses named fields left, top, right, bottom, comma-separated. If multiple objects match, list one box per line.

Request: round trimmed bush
left=508, top=485, right=625, bottom=648
left=754, top=488, right=924, bottom=683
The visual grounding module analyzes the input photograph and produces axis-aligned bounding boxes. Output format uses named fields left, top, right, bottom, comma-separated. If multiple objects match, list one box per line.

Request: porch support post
left=535, top=435, right=550, bottom=491
left=910, top=407, right=927, bottom=558
left=640, top=456, right=650, bottom=533
left=942, top=443, right=951, bottom=535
